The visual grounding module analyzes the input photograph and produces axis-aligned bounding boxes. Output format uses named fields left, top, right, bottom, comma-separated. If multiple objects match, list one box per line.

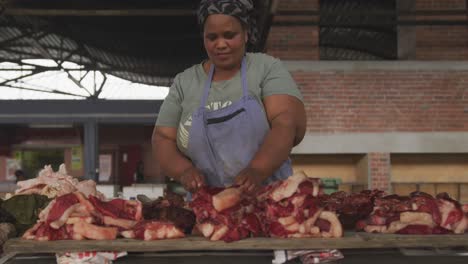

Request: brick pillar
left=368, top=153, right=391, bottom=191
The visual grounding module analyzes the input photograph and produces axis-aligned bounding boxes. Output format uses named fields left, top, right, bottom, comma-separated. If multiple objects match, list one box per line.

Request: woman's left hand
left=234, top=167, right=268, bottom=194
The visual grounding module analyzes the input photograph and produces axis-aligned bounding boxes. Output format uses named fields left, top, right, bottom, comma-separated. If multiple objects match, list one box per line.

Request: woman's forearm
left=248, top=114, right=297, bottom=180
left=152, top=129, right=194, bottom=182
left=248, top=95, right=306, bottom=180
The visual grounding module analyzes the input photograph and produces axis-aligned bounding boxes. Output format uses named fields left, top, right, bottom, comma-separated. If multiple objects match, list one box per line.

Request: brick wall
left=278, top=0, right=319, bottom=10
left=407, top=0, right=468, bottom=59
left=368, top=153, right=391, bottom=190
left=267, top=0, right=468, bottom=60
left=292, top=68, right=468, bottom=191
left=266, top=0, right=319, bottom=60
left=293, top=71, right=468, bottom=133
left=415, top=26, right=468, bottom=60
left=266, top=26, right=319, bottom=59
left=414, top=0, right=465, bottom=9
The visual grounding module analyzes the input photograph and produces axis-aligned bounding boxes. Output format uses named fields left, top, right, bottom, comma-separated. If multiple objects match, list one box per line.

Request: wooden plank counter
left=4, top=232, right=468, bottom=254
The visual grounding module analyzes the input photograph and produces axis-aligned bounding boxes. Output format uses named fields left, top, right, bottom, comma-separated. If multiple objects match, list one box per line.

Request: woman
left=153, top=0, right=306, bottom=194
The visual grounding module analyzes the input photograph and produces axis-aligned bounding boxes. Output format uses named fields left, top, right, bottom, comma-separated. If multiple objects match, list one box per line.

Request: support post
left=84, top=121, right=98, bottom=180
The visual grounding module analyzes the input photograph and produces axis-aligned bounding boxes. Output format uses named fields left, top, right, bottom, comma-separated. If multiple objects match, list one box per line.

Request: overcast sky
left=0, top=60, right=169, bottom=100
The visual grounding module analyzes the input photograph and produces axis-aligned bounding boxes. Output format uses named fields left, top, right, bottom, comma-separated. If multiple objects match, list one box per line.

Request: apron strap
left=199, top=57, right=248, bottom=109
left=199, top=63, right=215, bottom=109
left=241, top=57, right=248, bottom=98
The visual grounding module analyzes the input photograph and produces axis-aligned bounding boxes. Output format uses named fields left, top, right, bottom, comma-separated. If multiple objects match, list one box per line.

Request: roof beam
left=3, top=8, right=196, bottom=16
left=0, top=100, right=163, bottom=124
left=1, top=83, right=88, bottom=98
left=275, top=20, right=468, bottom=26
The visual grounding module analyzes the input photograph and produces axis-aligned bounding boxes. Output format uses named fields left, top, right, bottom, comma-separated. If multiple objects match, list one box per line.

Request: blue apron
left=187, top=57, right=292, bottom=187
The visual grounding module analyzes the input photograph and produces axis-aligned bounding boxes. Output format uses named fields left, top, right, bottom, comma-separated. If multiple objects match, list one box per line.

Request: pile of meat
left=19, top=164, right=468, bottom=242
left=140, top=191, right=196, bottom=234
left=257, top=172, right=343, bottom=238
left=190, top=187, right=262, bottom=242
left=356, top=192, right=468, bottom=234
left=15, top=164, right=104, bottom=199
left=23, top=192, right=184, bottom=241
left=190, top=172, right=344, bottom=241
left=319, top=190, right=384, bottom=229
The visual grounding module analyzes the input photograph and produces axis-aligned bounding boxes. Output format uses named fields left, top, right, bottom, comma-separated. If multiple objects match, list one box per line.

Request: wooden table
left=2, top=232, right=468, bottom=263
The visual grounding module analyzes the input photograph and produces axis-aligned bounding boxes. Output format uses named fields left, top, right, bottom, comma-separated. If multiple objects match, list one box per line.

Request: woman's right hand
left=179, top=167, right=205, bottom=193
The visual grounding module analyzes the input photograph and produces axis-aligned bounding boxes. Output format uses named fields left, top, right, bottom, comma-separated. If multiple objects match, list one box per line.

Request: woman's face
left=203, top=14, right=247, bottom=71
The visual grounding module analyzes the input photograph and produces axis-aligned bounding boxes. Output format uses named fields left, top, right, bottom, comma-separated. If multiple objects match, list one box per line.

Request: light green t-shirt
left=156, top=52, right=303, bottom=156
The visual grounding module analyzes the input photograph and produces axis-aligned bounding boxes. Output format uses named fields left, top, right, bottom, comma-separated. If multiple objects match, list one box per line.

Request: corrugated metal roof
left=0, top=0, right=272, bottom=89
left=319, top=0, right=397, bottom=60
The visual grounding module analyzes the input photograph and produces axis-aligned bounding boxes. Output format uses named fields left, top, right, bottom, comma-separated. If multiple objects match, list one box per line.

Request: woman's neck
left=204, top=60, right=241, bottom=81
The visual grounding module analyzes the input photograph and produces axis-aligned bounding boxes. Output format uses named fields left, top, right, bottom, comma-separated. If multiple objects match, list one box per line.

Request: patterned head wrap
left=197, top=0, right=259, bottom=48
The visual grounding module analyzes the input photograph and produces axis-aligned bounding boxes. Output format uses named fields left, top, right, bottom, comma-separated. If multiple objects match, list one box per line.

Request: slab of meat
left=257, top=171, right=343, bottom=238
left=45, top=193, right=80, bottom=227
left=357, top=191, right=468, bottom=235
left=436, top=193, right=467, bottom=234
left=23, top=192, right=138, bottom=240
left=140, top=190, right=195, bottom=234
left=73, top=221, right=118, bottom=240
left=23, top=222, right=75, bottom=241
left=23, top=187, right=190, bottom=241
left=190, top=186, right=261, bottom=242
left=15, top=164, right=104, bottom=199
left=120, top=221, right=184, bottom=240
left=320, top=190, right=384, bottom=229
left=88, top=196, right=142, bottom=221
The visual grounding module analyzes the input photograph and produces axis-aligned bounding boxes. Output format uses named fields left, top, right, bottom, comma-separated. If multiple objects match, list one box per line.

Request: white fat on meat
left=299, top=209, right=322, bottom=234
left=50, top=204, right=81, bottom=229
left=438, top=199, right=460, bottom=229
left=198, top=223, right=215, bottom=238
left=41, top=180, right=76, bottom=198
left=385, top=221, right=414, bottom=233
left=270, top=171, right=308, bottom=202
left=142, top=222, right=185, bottom=240
left=15, top=164, right=103, bottom=199
left=71, top=233, right=85, bottom=240
left=285, top=222, right=300, bottom=232
left=462, top=204, right=468, bottom=213
left=76, top=180, right=105, bottom=199
left=127, top=200, right=143, bottom=221
left=289, top=228, right=321, bottom=238
left=453, top=216, right=468, bottom=234
left=69, top=204, right=93, bottom=218
left=364, top=225, right=388, bottom=233
left=74, top=192, right=95, bottom=212
left=291, top=195, right=306, bottom=208
left=66, top=216, right=94, bottom=225
left=381, top=215, right=434, bottom=234
left=38, top=199, right=56, bottom=221
left=22, top=222, right=43, bottom=240
left=120, top=230, right=135, bottom=239
left=385, top=221, right=404, bottom=233
left=399, top=212, right=435, bottom=227
left=278, top=216, right=297, bottom=226
left=318, top=211, right=343, bottom=238
left=210, top=225, right=229, bottom=241
left=212, top=188, right=241, bottom=212
left=73, top=221, right=118, bottom=240
left=312, top=179, right=320, bottom=197
left=121, top=221, right=185, bottom=240
left=103, top=216, right=137, bottom=229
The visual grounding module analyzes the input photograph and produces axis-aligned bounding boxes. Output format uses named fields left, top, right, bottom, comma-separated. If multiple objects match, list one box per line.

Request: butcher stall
left=1, top=168, right=468, bottom=264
